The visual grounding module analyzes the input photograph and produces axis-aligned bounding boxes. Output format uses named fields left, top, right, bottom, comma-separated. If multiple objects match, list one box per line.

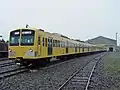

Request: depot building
left=86, top=36, right=119, bottom=52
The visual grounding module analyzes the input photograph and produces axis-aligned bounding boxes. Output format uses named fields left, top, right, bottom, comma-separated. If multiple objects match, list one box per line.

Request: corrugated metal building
left=86, top=36, right=119, bottom=51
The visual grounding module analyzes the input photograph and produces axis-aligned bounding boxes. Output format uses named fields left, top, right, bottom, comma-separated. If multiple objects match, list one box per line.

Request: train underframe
left=14, top=50, right=106, bottom=68
left=0, top=52, right=8, bottom=58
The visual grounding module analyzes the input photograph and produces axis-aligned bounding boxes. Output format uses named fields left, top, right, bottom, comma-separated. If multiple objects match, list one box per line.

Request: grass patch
left=104, top=52, right=120, bottom=73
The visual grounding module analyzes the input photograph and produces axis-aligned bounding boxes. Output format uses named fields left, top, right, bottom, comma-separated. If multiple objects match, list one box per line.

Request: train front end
left=8, top=28, right=37, bottom=66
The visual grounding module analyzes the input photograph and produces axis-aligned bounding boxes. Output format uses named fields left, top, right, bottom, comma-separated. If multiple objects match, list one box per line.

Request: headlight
left=9, top=49, right=12, bottom=52
left=29, top=49, right=33, bottom=52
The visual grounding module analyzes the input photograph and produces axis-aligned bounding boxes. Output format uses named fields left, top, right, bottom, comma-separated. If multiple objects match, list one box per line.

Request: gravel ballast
left=89, top=52, right=120, bottom=90
left=0, top=53, right=102, bottom=90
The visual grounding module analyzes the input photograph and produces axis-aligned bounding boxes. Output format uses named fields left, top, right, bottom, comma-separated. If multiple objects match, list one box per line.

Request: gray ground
left=0, top=54, right=100, bottom=90
left=0, top=52, right=120, bottom=90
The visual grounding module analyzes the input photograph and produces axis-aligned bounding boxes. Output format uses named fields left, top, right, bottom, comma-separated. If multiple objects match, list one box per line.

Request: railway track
left=0, top=58, right=9, bottom=61
left=57, top=53, right=106, bottom=90
left=40, top=53, right=104, bottom=71
left=0, top=53, right=105, bottom=82
left=0, top=61, right=15, bottom=67
left=0, top=66, right=28, bottom=79
left=0, top=57, right=28, bottom=79
left=0, top=58, right=15, bottom=67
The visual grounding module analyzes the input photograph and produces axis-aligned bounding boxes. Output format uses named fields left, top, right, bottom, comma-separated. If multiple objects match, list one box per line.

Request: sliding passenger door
left=48, top=38, right=52, bottom=55
left=66, top=41, right=68, bottom=53
left=37, top=36, right=41, bottom=56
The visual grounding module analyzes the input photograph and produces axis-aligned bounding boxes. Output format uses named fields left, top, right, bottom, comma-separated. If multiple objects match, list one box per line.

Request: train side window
left=63, top=42, right=65, bottom=47
left=62, top=41, right=63, bottom=47
left=57, top=40, right=58, bottom=47
left=82, top=48, right=84, bottom=52
left=59, top=41, right=60, bottom=47
left=68, top=42, right=69, bottom=47
left=61, top=41, right=63, bottom=47
left=54, top=40, right=57, bottom=47
left=58, top=40, right=60, bottom=47
left=61, top=41, right=62, bottom=47
left=45, top=38, right=47, bottom=47
left=54, top=40, right=56, bottom=47
left=64, top=42, right=66, bottom=48
left=75, top=47, right=77, bottom=52
left=62, top=42, right=64, bottom=48
left=53, top=40, right=55, bottom=47
left=38, top=37, right=40, bottom=45
left=43, top=38, right=44, bottom=46
left=71, top=43, right=72, bottom=48
left=59, top=41, right=61, bottom=47
left=60, top=41, right=62, bottom=47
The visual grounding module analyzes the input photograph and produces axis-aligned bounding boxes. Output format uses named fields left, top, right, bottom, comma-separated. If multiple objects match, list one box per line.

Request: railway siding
left=89, top=52, right=120, bottom=90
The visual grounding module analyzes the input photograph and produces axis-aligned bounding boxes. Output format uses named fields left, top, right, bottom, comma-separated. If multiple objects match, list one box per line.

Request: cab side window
left=43, top=38, right=44, bottom=46
left=45, top=38, right=47, bottom=47
left=38, top=37, right=40, bottom=45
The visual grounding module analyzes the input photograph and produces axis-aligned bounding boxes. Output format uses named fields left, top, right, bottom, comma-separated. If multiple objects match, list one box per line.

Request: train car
left=0, top=42, right=8, bottom=58
left=8, top=27, right=106, bottom=66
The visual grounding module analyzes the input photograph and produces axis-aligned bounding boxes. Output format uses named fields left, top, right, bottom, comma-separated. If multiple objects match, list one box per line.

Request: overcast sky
left=0, top=0, right=120, bottom=44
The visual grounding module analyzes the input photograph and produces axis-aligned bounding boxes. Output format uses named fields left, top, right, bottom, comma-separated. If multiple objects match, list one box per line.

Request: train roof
left=10, top=28, right=100, bottom=47
left=10, top=28, right=45, bottom=32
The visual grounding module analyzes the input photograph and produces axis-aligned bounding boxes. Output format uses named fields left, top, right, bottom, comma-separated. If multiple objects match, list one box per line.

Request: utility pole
left=116, top=32, right=118, bottom=46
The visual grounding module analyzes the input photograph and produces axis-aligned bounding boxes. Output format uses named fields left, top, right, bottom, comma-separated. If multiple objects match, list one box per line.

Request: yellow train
left=8, top=27, right=106, bottom=66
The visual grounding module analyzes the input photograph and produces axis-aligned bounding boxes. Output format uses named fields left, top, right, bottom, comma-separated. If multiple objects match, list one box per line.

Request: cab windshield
left=21, top=30, right=35, bottom=46
left=9, top=29, right=35, bottom=46
left=9, top=30, right=20, bottom=46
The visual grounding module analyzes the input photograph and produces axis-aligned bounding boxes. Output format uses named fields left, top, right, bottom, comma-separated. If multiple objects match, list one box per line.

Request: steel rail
left=57, top=53, right=106, bottom=90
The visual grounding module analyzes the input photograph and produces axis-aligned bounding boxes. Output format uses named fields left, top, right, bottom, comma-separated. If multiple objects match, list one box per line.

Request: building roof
left=86, top=36, right=117, bottom=45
